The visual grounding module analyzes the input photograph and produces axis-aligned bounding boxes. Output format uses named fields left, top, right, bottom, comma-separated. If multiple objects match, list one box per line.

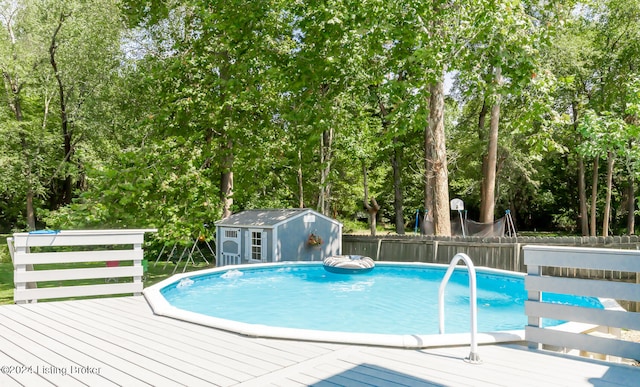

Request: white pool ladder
left=438, top=253, right=482, bottom=364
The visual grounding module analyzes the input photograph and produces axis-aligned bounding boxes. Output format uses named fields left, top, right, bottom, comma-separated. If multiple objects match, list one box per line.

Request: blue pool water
left=160, top=264, right=603, bottom=336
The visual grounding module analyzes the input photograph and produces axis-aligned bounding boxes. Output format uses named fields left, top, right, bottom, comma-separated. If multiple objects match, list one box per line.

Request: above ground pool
left=143, top=262, right=607, bottom=348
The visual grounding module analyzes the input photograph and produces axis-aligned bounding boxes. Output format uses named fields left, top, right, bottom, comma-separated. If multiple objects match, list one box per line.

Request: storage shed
left=215, top=209, right=342, bottom=266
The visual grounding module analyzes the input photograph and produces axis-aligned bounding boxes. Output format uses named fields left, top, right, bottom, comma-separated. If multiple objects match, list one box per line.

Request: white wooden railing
left=9, top=229, right=156, bottom=304
left=524, top=245, right=640, bottom=361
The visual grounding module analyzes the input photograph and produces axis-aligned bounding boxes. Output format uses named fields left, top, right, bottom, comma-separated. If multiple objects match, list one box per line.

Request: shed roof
left=215, top=209, right=341, bottom=228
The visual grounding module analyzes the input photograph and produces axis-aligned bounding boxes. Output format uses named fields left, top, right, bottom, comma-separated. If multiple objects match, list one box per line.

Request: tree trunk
left=218, top=51, right=234, bottom=219
left=391, top=139, right=405, bottom=234
left=297, top=149, right=304, bottom=208
left=578, top=156, right=589, bottom=236
left=477, top=99, right=488, bottom=140
left=220, top=136, right=234, bottom=219
left=50, top=12, right=74, bottom=205
left=25, top=190, right=35, bottom=230
left=21, top=136, right=36, bottom=230
left=573, top=102, right=589, bottom=236
left=590, top=157, right=599, bottom=236
left=363, top=162, right=380, bottom=236
left=602, top=151, right=614, bottom=236
left=423, top=94, right=433, bottom=232
left=429, top=79, right=451, bottom=236
left=319, top=128, right=333, bottom=216
left=205, top=125, right=233, bottom=219
left=477, top=99, right=488, bottom=225
left=624, top=139, right=636, bottom=234
left=480, top=66, right=502, bottom=223
left=376, top=94, right=405, bottom=235
left=628, top=175, right=635, bottom=234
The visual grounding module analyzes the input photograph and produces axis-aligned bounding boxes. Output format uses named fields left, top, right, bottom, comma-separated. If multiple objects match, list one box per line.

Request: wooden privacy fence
left=9, top=229, right=156, bottom=304
left=342, top=234, right=640, bottom=280
left=524, top=245, right=640, bottom=361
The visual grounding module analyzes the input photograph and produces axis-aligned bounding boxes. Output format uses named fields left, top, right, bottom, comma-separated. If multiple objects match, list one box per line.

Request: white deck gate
left=524, top=245, right=640, bottom=361
left=9, top=229, right=156, bottom=304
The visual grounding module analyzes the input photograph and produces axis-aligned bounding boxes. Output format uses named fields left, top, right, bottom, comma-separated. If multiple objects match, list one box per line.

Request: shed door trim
left=246, top=229, right=267, bottom=262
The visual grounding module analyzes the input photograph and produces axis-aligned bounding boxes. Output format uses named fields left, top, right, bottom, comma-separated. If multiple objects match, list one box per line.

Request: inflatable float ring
left=322, top=255, right=375, bottom=274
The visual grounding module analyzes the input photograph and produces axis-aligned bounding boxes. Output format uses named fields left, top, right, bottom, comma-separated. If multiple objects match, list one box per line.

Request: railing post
left=12, top=240, right=35, bottom=304
left=133, top=242, right=143, bottom=296
left=526, top=261, right=542, bottom=350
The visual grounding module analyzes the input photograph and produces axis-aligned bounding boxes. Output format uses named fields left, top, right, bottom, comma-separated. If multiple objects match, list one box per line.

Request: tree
left=461, top=1, right=547, bottom=224
left=1, top=0, right=122, bottom=230
left=408, top=1, right=472, bottom=236
left=126, top=0, right=296, bottom=221
left=16, top=0, right=640, bottom=241
left=577, top=110, right=627, bottom=236
left=1, top=1, right=39, bottom=229
left=624, top=78, right=640, bottom=233
left=566, top=0, right=640, bottom=235
left=38, top=0, right=123, bottom=206
left=480, top=65, right=502, bottom=223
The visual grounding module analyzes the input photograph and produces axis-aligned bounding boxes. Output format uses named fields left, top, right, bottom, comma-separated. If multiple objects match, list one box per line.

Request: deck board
left=0, top=307, right=147, bottom=386
left=1, top=305, right=182, bottom=386
left=14, top=303, right=242, bottom=386
left=100, top=297, right=340, bottom=361
left=0, top=330, right=104, bottom=387
left=41, top=301, right=274, bottom=378
left=0, top=296, right=638, bottom=386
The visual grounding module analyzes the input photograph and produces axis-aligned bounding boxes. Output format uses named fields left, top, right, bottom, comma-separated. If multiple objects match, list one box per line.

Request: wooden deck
left=0, top=296, right=637, bottom=386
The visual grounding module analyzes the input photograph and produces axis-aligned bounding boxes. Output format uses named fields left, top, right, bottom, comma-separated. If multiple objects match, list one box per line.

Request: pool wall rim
left=142, top=261, right=614, bottom=349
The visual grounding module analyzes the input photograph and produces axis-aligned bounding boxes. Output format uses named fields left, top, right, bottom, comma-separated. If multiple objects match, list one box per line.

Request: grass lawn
left=0, top=261, right=14, bottom=305
left=0, top=260, right=214, bottom=305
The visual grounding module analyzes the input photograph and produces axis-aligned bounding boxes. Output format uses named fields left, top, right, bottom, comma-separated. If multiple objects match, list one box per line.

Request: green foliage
left=3, top=0, right=640, bottom=239
left=0, top=236, right=9, bottom=263
left=0, top=0, right=125, bottom=231
left=43, top=136, right=220, bottom=244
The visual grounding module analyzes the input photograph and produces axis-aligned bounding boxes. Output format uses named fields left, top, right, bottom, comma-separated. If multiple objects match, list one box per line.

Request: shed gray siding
left=277, top=215, right=341, bottom=261
left=215, top=209, right=342, bottom=266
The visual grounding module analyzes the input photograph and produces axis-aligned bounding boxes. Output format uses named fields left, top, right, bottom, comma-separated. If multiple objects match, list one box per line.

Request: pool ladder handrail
left=438, top=253, right=482, bottom=364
